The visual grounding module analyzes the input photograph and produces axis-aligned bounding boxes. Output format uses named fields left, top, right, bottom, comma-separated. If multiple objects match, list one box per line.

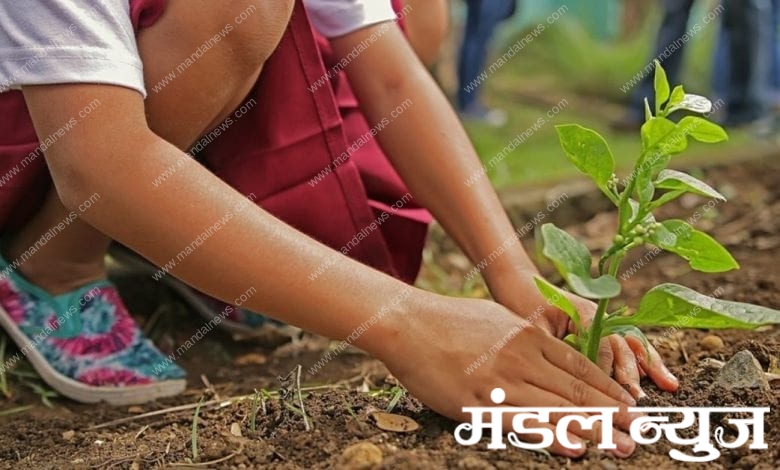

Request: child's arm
left=330, top=25, right=539, bottom=306
left=22, top=84, right=403, bottom=346
left=23, top=83, right=638, bottom=456
left=329, top=23, right=678, bottom=395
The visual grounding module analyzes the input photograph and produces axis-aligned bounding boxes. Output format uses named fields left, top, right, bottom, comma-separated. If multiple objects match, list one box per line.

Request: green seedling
left=536, top=60, right=780, bottom=364
left=191, top=395, right=205, bottom=462
left=385, top=386, right=406, bottom=413
left=0, top=405, right=33, bottom=417
left=7, top=365, right=58, bottom=407
left=21, top=380, right=58, bottom=408
left=249, top=388, right=272, bottom=432
left=250, top=389, right=260, bottom=432
left=366, top=385, right=407, bottom=412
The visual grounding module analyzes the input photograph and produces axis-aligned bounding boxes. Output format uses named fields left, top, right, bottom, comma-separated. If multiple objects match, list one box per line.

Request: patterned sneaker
left=108, top=246, right=300, bottom=342
left=0, top=256, right=186, bottom=405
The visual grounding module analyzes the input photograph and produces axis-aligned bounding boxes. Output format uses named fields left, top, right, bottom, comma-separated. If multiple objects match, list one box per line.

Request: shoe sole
left=0, top=304, right=186, bottom=405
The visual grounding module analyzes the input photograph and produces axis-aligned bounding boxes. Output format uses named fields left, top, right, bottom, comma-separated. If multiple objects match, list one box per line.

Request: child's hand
left=376, top=294, right=641, bottom=458
left=489, top=275, right=678, bottom=399
left=499, top=276, right=680, bottom=398
left=560, top=292, right=679, bottom=398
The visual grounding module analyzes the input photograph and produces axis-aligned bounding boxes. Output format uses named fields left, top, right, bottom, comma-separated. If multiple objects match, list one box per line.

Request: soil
left=0, top=156, right=778, bottom=469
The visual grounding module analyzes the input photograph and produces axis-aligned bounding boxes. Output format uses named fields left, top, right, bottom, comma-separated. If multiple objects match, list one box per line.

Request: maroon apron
left=0, top=0, right=430, bottom=283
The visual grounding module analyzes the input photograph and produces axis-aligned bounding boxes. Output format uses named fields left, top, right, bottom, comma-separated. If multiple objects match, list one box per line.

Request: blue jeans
left=457, top=0, right=516, bottom=111
left=629, top=0, right=696, bottom=120
left=712, top=0, right=775, bottom=123
left=772, top=0, right=780, bottom=93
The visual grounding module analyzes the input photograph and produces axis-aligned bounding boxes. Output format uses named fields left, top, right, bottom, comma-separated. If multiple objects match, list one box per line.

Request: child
left=0, top=0, right=677, bottom=457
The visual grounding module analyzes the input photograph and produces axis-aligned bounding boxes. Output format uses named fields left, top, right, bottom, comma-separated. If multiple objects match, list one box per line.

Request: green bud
left=635, top=225, right=647, bottom=235
left=633, top=236, right=644, bottom=245
left=613, top=234, right=625, bottom=244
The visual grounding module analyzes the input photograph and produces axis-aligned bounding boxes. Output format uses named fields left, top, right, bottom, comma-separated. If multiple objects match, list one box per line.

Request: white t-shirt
left=304, top=0, right=397, bottom=38
left=0, top=1, right=144, bottom=95
left=0, top=0, right=396, bottom=98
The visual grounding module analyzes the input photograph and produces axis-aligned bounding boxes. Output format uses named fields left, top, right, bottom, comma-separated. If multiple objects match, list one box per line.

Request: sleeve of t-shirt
left=0, top=0, right=146, bottom=97
left=305, top=0, right=398, bottom=38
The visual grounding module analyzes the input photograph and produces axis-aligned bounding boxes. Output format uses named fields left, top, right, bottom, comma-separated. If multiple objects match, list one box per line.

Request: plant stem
left=585, top=297, right=610, bottom=361
left=585, top=252, right=626, bottom=362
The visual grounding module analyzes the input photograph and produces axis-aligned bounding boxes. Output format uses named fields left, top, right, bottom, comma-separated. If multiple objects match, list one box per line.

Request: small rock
left=127, top=406, right=145, bottom=414
left=233, top=352, right=267, bottom=366
left=230, top=422, right=242, bottom=437
left=457, top=455, right=496, bottom=469
left=130, top=462, right=141, bottom=470
left=340, top=441, right=383, bottom=469
left=715, top=350, right=770, bottom=390
left=701, top=335, right=725, bottom=352
left=369, top=412, right=420, bottom=433
left=62, top=430, right=75, bottom=441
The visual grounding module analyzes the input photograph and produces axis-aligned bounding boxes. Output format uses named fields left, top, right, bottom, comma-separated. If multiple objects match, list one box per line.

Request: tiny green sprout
left=191, top=395, right=205, bottom=462
left=250, top=388, right=261, bottom=432
left=542, top=62, right=780, bottom=364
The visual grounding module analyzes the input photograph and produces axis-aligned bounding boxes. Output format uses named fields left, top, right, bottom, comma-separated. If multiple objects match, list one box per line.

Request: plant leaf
left=568, top=273, right=622, bottom=299
left=650, top=219, right=739, bottom=273
left=602, top=325, right=653, bottom=362
left=539, top=224, right=621, bottom=299
left=563, top=334, right=580, bottom=349
left=653, top=60, right=670, bottom=114
left=533, top=276, right=581, bottom=333
left=555, top=124, right=615, bottom=189
left=643, top=98, right=653, bottom=121
left=608, top=283, right=780, bottom=329
left=668, top=94, right=713, bottom=114
left=636, top=168, right=655, bottom=204
left=668, top=85, right=685, bottom=109
left=647, top=216, right=677, bottom=246
left=540, top=223, right=590, bottom=274
left=654, top=169, right=726, bottom=201
left=677, top=116, right=728, bottom=143
left=644, top=152, right=672, bottom=178
left=602, top=324, right=651, bottom=349
left=641, top=117, right=687, bottom=154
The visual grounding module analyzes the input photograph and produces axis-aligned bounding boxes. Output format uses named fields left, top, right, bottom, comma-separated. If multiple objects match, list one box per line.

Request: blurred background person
left=711, top=0, right=778, bottom=132
left=614, top=0, right=695, bottom=131
left=773, top=0, right=780, bottom=110
left=456, top=0, right=518, bottom=126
